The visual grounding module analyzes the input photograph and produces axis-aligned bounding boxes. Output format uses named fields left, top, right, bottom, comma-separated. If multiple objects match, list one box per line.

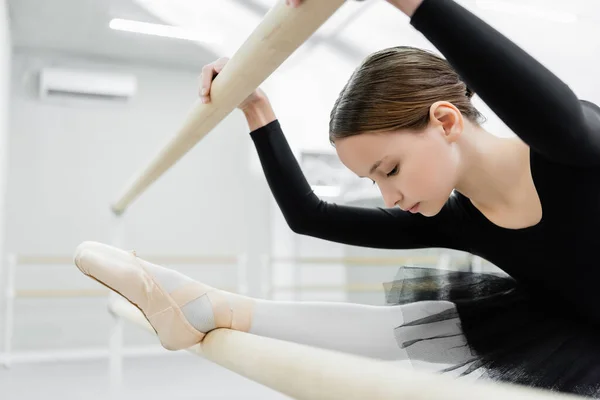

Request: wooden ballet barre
left=111, top=0, right=346, bottom=215
left=13, top=287, right=239, bottom=299
left=109, top=296, right=584, bottom=400
left=269, top=255, right=441, bottom=265
left=14, top=254, right=239, bottom=265
left=274, top=284, right=385, bottom=293
left=14, top=289, right=109, bottom=298
left=273, top=279, right=479, bottom=293
left=143, top=255, right=239, bottom=265
left=15, top=255, right=75, bottom=265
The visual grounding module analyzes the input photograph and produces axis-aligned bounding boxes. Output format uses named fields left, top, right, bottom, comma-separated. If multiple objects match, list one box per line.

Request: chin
left=418, top=202, right=444, bottom=217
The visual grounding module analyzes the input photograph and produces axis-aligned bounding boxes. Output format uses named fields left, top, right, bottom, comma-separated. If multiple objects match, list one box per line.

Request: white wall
left=0, top=0, right=11, bottom=354
left=8, top=51, right=258, bottom=255
left=0, top=2, right=8, bottom=242
left=4, top=50, right=272, bottom=351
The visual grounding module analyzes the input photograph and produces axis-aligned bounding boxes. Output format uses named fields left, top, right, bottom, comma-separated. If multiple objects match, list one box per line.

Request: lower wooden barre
left=14, top=255, right=240, bottom=265
left=273, top=279, right=482, bottom=293
left=143, top=255, right=239, bottom=265
left=273, top=284, right=385, bottom=293
left=269, top=256, right=441, bottom=265
left=109, top=297, right=583, bottom=400
left=13, top=287, right=237, bottom=299
left=15, top=289, right=109, bottom=298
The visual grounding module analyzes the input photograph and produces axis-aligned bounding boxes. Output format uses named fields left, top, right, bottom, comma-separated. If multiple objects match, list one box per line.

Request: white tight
left=248, top=299, right=409, bottom=361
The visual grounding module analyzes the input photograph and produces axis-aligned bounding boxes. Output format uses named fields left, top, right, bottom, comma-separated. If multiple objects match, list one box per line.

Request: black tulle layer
left=384, top=267, right=600, bottom=397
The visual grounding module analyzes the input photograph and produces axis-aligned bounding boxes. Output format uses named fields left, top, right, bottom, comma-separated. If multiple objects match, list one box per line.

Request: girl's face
left=334, top=121, right=461, bottom=216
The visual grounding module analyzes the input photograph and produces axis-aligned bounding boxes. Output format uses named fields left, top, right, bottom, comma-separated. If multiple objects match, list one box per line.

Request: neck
left=454, top=125, right=527, bottom=210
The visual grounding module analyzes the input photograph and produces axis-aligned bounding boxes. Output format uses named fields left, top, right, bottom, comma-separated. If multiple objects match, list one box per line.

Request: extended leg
left=74, top=241, right=463, bottom=364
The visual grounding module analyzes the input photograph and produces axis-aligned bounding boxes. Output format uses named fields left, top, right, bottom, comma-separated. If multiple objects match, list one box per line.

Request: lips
left=408, top=203, right=420, bottom=213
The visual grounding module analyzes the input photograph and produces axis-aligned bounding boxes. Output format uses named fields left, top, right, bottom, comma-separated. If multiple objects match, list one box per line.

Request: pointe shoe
left=73, top=241, right=244, bottom=351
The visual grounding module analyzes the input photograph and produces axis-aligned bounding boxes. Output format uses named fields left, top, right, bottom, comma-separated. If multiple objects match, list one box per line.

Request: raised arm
left=407, top=0, right=600, bottom=166
left=244, top=99, right=457, bottom=250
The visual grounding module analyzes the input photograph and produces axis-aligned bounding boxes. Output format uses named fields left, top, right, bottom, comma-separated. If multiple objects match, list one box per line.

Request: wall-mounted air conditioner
left=38, top=67, right=137, bottom=102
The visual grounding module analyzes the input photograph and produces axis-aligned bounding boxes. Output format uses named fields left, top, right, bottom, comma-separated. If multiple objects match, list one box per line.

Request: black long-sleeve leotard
left=250, top=0, right=600, bottom=321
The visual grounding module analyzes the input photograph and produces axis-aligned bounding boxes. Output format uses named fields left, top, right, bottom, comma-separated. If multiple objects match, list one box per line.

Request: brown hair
left=329, top=46, right=485, bottom=143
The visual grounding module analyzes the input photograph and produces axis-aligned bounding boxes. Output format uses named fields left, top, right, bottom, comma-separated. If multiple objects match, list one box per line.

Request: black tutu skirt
left=383, top=266, right=600, bottom=398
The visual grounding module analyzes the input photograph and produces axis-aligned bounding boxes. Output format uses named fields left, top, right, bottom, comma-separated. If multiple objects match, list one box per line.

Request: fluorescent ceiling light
left=311, top=185, right=342, bottom=198
left=475, top=0, right=578, bottom=24
left=109, top=18, right=222, bottom=44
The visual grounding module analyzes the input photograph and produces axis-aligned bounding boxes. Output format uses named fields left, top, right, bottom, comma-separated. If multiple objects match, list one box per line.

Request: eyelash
left=371, top=165, right=399, bottom=185
left=387, top=165, right=399, bottom=177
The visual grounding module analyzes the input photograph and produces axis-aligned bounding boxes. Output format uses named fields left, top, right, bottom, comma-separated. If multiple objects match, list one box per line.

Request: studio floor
left=0, top=353, right=291, bottom=400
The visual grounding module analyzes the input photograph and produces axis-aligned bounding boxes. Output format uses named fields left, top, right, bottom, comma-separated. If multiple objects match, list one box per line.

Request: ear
left=428, top=101, right=463, bottom=143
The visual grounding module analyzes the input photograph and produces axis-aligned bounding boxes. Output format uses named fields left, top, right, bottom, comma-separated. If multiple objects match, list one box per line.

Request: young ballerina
left=74, top=0, right=600, bottom=395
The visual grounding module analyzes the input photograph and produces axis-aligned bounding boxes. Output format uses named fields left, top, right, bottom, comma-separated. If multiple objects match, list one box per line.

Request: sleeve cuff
left=249, top=119, right=281, bottom=141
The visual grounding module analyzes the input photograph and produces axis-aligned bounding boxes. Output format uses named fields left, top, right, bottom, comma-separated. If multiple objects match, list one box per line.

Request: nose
left=383, top=196, right=398, bottom=209
left=379, top=185, right=402, bottom=209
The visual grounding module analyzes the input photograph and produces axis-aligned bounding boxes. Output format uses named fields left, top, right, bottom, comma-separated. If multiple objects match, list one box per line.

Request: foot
left=73, top=241, right=254, bottom=350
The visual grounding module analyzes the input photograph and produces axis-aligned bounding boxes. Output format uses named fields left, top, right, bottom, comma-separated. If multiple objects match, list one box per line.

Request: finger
left=198, top=84, right=210, bottom=104
left=201, top=64, right=215, bottom=98
left=197, top=73, right=208, bottom=97
left=214, top=57, right=229, bottom=74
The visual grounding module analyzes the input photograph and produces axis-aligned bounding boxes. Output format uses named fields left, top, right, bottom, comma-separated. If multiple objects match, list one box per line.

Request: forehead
left=334, top=132, right=404, bottom=173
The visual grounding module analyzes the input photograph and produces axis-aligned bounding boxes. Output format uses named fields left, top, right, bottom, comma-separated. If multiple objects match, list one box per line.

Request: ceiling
left=7, top=0, right=218, bottom=70
left=6, top=0, right=376, bottom=70
left=8, top=0, right=600, bottom=71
